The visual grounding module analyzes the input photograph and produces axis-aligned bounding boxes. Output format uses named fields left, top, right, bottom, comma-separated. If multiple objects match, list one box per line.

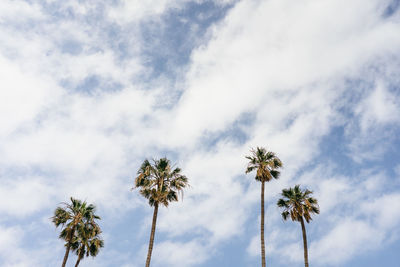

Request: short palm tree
left=72, top=221, right=104, bottom=267
left=245, top=147, right=282, bottom=267
left=134, top=157, right=189, bottom=267
left=277, top=185, right=319, bottom=267
left=51, top=197, right=101, bottom=267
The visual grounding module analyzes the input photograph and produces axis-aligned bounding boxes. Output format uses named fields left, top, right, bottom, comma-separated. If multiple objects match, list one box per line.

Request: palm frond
left=133, top=157, right=189, bottom=207
left=245, top=147, right=282, bottom=183
left=277, top=185, right=319, bottom=223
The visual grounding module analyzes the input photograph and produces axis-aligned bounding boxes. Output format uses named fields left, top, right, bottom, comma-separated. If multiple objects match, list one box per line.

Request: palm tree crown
left=72, top=220, right=104, bottom=267
left=135, top=157, right=189, bottom=207
left=277, top=185, right=319, bottom=223
left=245, top=147, right=283, bottom=182
left=51, top=197, right=101, bottom=267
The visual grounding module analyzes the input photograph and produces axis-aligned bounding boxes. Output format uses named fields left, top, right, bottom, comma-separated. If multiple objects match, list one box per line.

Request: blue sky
left=0, top=0, right=400, bottom=266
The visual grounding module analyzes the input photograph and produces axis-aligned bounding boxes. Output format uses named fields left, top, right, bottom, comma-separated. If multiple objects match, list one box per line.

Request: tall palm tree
left=72, top=221, right=104, bottom=267
left=134, top=157, right=189, bottom=267
left=51, top=197, right=101, bottom=267
left=277, top=185, right=319, bottom=267
left=245, top=147, right=282, bottom=267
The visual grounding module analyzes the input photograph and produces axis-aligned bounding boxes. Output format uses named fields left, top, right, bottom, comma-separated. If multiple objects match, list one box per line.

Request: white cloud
left=0, top=0, right=44, bottom=22
left=0, top=55, right=62, bottom=138
left=0, top=226, right=24, bottom=260
left=246, top=234, right=260, bottom=257
left=360, top=193, right=400, bottom=230
left=108, top=0, right=186, bottom=24
left=0, top=9, right=157, bottom=215
left=348, top=81, right=400, bottom=162
left=356, top=82, right=400, bottom=131
left=0, top=224, right=60, bottom=267
left=0, top=176, right=54, bottom=217
left=311, top=219, right=384, bottom=265
left=153, top=240, right=208, bottom=267
left=161, top=0, right=400, bottom=152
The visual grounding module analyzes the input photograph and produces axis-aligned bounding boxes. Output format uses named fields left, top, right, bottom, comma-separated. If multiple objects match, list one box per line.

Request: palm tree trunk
left=75, top=254, right=82, bottom=267
left=300, top=217, right=309, bottom=267
left=61, top=226, right=75, bottom=267
left=62, top=226, right=75, bottom=267
left=261, top=181, right=266, bottom=267
left=61, top=242, right=71, bottom=267
left=145, top=203, right=159, bottom=267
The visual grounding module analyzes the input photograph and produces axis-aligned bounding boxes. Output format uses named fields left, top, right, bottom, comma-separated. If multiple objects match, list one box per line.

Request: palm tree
left=277, top=185, right=319, bottom=267
left=134, top=157, right=189, bottom=267
left=72, top=220, right=104, bottom=267
left=51, top=197, right=101, bottom=267
left=245, top=147, right=282, bottom=267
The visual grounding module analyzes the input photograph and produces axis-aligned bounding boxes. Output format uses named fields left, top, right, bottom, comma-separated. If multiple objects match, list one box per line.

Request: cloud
left=356, top=82, right=400, bottom=130
left=0, top=224, right=61, bottom=267
left=108, top=0, right=184, bottom=24
left=311, top=192, right=400, bottom=265
left=153, top=240, right=208, bottom=267
left=0, top=0, right=44, bottom=22
left=0, top=226, right=25, bottom=264
left=0, top=55, right=61, bottom=138
left=160, top=0, right=400, bottom=153
left=347, top=81, right=400, bottom=162
left=0, top=176, right=54, bottom=218
left=311, top=219, right=384, bottom=265
left=360, top=193, right=400, bottom=230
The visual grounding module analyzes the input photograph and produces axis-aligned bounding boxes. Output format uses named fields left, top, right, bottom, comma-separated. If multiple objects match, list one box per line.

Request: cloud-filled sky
left=1, top=0, right=400, bottom=266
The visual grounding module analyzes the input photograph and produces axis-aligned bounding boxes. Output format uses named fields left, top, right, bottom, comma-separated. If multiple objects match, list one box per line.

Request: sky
left=0, top=0, right=400, bottom=266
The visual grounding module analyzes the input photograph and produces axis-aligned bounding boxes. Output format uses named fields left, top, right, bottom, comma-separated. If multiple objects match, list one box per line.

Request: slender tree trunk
left=61, top=242, right=71, bottom=267
left=260, top=181, right=266, bottom=267
left=300, top=217, right=309, bottom=267
left=145, top=203, right=159, bottom=267
left=75, top=254, right=82, bottom=267
left=62, top=226, right=75, bottom=267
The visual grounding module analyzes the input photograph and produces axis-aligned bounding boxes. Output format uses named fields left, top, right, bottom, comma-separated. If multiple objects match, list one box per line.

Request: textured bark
left=61, top=242, right=71, bottom=267
left=61, top=226, right=75, bottom=267
left=145, top=203, right=159, bottom=267
left=75, top=254, right=82, bottom=267
left=300, top=217, right=309, bottom=267
left=261, top=181, right=266, bottom=267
